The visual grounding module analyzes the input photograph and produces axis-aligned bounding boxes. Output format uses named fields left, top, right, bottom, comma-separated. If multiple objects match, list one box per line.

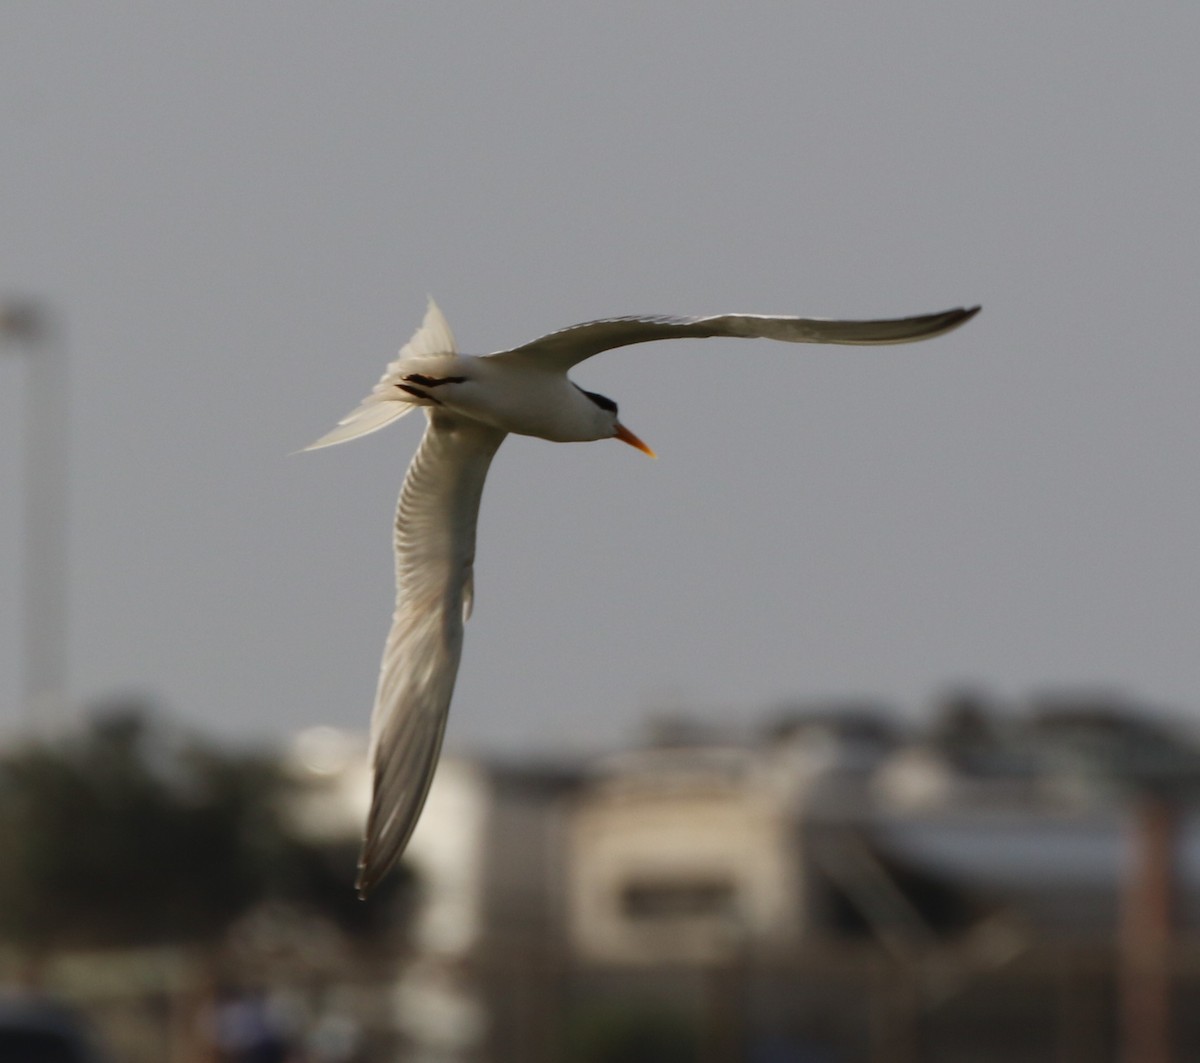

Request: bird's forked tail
left=303, top=298, right=458, bottom=451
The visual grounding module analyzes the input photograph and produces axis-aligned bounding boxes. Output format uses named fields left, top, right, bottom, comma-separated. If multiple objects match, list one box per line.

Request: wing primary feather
left=356, top=411, right=505, bottom=897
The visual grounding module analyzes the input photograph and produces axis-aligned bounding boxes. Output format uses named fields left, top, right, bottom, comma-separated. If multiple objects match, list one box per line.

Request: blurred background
left=3, top=4, right=1200, bottom=1061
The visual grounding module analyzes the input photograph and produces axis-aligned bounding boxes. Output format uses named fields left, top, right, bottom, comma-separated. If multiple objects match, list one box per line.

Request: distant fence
left=9, top=939, right=1200, bottom=1062
left=470, top=939, right=1200, bottom=1063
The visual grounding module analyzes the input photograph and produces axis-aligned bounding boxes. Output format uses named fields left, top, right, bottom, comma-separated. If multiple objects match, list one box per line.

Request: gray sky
left=3, top=4, right=1199, bottom=754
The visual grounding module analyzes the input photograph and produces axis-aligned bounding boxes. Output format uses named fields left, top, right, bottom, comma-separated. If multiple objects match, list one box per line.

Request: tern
left=307, top=299, right=979, bottom=895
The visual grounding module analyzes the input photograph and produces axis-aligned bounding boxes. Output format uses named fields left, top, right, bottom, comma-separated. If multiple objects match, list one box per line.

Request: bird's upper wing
left=488, top=306, right=980, bottom=371
left=304, top=298, right=458, bottom=451
left=356, top=410, right=506, bottom=897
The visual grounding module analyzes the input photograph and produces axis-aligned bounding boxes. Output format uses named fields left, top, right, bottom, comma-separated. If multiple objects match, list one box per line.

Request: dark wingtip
left=355, top=848, right=374, bottom=899
left=939, top=305, right=981, bottom=335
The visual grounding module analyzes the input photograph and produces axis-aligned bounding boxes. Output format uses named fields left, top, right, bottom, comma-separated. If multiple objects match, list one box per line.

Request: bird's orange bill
left=614, top=422, right=656, bottom=458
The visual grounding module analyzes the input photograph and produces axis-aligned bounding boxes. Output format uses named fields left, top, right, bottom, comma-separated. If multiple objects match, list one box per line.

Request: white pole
left=1, top=299, right=69, bottom=732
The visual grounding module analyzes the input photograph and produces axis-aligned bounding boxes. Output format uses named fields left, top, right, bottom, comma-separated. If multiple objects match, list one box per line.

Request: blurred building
left=556, top=695, right=1200, bottom=1062
left=564, top=711, right=891, bottom=966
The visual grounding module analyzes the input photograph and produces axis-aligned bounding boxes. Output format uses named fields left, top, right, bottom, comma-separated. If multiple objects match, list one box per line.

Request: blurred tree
left=0, top=703, right=407, bottom=952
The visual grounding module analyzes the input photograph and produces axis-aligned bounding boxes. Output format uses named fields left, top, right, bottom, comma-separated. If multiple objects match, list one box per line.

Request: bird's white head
left=576, top=387, right=656, bottom=457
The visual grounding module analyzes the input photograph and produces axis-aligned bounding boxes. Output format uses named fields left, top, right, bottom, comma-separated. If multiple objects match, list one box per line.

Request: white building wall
left=567, top=747, right=804, bottom=964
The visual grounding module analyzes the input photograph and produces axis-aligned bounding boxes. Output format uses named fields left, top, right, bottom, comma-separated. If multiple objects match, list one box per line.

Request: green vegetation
left=0, top=704, right=404, bottom=952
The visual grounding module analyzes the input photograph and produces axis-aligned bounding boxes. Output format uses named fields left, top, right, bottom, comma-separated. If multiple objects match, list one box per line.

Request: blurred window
left=621, top=878, right=736, bottom=920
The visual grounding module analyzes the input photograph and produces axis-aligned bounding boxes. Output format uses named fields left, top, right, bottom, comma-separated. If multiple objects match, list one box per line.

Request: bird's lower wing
left=488, top=306, right=979, bottom=370
left=357, top=411, right=506, bottom=896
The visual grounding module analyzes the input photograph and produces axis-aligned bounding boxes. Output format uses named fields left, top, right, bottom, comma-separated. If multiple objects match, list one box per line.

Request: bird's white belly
left=447, top=363, right=603, bottom=442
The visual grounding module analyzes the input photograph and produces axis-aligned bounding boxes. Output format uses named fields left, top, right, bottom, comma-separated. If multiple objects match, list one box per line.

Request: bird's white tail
left=303, top=298, right=458, bottom=451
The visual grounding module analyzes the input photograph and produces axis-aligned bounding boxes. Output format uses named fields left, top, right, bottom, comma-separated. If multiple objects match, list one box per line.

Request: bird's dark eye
left=579, top=388, right=618, bottom=414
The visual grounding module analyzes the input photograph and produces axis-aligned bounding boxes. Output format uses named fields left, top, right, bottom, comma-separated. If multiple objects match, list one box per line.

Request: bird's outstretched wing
left=488, top=306, right=980, bottom=371
left=356, top=410, right=506, bottom=897
left=304, top=299, right=458, bottom=452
